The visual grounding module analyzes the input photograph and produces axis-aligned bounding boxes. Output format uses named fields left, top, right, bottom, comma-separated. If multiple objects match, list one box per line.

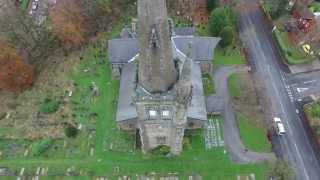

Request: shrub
left=151, top=145, right=171, bottom=156
left=209, top=7, right=236, bottom=36
left=31, top=139, right=54, bottom=156
left=219, top=26, right=234, bottom=48
left=264, top=0, right=287, bottom=19
left=39, top=98, right=60, bottom=114
left=64, top=125, right=79, bottom=138
left=183, top=137, right=192, bottom=150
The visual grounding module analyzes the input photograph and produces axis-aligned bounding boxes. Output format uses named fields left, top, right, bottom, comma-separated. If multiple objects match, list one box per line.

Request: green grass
left=20, top=0, right=29, bottom=10
left=237, top=114, right=271, bottom=152
left=228, top=73, right=241, bottom=97
left=202, top=73, right=215, bottom=96
left=214, top=46, right=246, bottom=65
left=273, top=29, right=314, bottom=65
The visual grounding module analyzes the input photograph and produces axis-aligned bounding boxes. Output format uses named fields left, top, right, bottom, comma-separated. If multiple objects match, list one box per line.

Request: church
left=108, top=0, right=220, bottom=154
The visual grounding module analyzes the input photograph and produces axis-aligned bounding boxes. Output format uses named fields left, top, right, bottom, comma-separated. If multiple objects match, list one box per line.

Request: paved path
left=207, top=66, right=276, bottom=164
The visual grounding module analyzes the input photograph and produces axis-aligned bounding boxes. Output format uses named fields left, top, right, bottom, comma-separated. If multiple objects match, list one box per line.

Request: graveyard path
left=212, top=66, right=276, bottom=163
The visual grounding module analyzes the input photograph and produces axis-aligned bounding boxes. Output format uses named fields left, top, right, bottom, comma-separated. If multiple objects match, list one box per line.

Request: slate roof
left=172, top=36, right=221, bottom=61
left=116, top=62, right=138, bottom=122
left=108, top=38, right=139, bottom=64
left=173, top=27, right=196, bottom=36
left=187, top=61, right=208, bottom=121
left=108, top=37, right=220, bottom=64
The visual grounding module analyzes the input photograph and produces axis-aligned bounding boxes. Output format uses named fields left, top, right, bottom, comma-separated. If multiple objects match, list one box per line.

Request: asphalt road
left=238, top=0, right=320, bottom=179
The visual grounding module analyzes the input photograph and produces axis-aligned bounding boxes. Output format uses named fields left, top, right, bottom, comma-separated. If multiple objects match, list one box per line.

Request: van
left=274, top=117, right=286, bottom=136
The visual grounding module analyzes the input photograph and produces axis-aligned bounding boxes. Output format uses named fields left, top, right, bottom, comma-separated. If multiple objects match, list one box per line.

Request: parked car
left=274, top=117, right=286, bottom=136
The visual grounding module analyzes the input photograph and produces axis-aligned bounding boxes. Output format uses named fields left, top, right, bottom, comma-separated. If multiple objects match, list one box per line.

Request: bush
left=151, top=145, right=171, bottom=156
left=39, top=98, right=60, bottom=114
left=64, top=125, right=79, bottom=138
left=209, top=7, right=236, bottom=36
left=311, top=103, right=320, bottom=118
left=183, top=137, right=192, bottom=150
left=31, top=139, right=54, bottom=156
left=219, top=26, right=234, bottom=48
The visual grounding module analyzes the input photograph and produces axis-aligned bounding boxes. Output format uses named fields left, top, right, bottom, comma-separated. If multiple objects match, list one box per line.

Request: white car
left=274, top=117, right=286, bottom=136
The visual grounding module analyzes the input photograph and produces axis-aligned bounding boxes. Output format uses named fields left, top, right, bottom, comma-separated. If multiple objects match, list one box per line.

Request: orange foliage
left=49, top=0, right=87, bottom=48
left=0, top=42, right=35, bottom=91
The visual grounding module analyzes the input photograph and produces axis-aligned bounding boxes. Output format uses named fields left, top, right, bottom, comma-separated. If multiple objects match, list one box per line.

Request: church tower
left=137, top=0, right=178, bottom=93
left=135, top=0, right=192, bottom=155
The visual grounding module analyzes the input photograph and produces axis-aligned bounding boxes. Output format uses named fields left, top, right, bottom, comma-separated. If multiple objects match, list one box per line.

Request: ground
left=228, top=73, right=271, bottom=152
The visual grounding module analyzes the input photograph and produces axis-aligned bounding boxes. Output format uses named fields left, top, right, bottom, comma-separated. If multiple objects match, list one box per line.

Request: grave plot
left=237, top=174, right=256, bottom=180
left=205, top=116, right=224, bottom=149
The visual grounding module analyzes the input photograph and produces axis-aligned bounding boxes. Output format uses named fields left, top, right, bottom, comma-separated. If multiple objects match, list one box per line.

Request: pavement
left=238, top=0, right=320, bottom=179
left=207, top=66, right=276, bottom=164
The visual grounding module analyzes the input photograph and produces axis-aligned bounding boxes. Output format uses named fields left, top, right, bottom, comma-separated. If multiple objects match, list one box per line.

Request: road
left=208, top=66, right=276, bottom=163
left=238, top=0, right=320, bottom=179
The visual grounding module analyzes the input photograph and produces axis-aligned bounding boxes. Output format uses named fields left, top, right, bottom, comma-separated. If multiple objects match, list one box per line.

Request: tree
left=208, top=7, right=236, bottom=36
left=207, top=0, right=218, bottom=12
left=264, top=0, right=287, bottom=19
left=219, top=26, right=234, bottom=47
left=268, top=160, right=295, bottom=180
left=49, top=0, right=88, bottom=49
left=0, top=0, right=58, bottom=66
left=0, top=41, right=35, bottom=91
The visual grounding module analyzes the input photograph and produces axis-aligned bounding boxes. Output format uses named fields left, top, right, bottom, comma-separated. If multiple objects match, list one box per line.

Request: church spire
left=137, top=0, right=178, bottom=93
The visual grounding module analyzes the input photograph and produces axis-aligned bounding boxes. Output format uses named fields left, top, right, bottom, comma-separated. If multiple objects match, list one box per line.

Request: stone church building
left=108, top=0, right=220, bottom=154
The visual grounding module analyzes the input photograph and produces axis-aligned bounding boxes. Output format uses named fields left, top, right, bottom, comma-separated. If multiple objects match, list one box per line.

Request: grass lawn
left=202, top=73, right=215, bottom=96
left=273, top=29, right=314, bottom=65
left=237, top=114, right=271, bottom=152
left=214, top=46, right=246, bottom=65
left=228, top=73, right=271, bottom=152
left=228, top=73, right=241, bottom=97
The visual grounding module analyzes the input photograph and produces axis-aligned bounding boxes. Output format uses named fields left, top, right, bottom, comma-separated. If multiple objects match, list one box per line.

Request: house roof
left=173, top=27, right=196, bottom=36
left=187, top=61, right=207, bottom=121
left=108, top=38, right=139, bottom=64
left=116, top=60, right=207, bottom=122
left=172, top=36, right=221, bottom=61
left=116, top=62, right=138, bottom=122
left=108, top=36, right=220, bottom=64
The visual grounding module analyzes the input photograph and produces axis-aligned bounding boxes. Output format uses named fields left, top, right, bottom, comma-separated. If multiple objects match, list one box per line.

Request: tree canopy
left=0, top=41, right=35, bottom=91
left=208, top=7, right=236, bottom=36
left=219, top=26, right=234, bottom=47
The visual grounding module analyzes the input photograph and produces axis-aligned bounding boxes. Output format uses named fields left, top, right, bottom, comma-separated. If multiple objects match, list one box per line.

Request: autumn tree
left=49, top=0, right=88, bottom=49
left=0, top=41, right=35, bottom=91
left=0, top=0, right=58, bottom=66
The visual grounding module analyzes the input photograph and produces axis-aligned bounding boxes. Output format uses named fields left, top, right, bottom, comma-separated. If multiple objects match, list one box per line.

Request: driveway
left=207, top=66, right=276, bottom=164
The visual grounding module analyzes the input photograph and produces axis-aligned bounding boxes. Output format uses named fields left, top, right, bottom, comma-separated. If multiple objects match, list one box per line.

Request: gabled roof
left=116, top=62, right=138, bottom=122
left=108, top=36, right=220, bottom=64
left=108, top=38, right=139, bottom=64
left=172, top=36, right=221, bottom=61
left=173, top=27, right=196, bottom=36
